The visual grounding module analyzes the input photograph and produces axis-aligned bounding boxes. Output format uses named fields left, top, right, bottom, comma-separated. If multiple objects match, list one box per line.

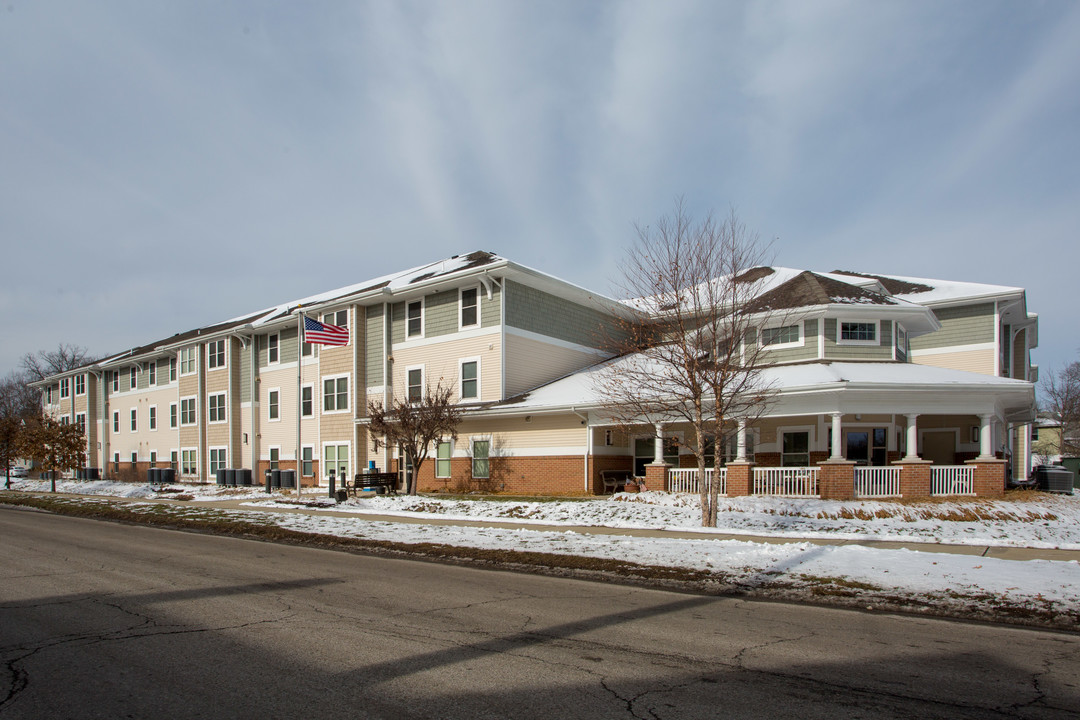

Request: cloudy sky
left=2, top=1, right=1077, bottom=380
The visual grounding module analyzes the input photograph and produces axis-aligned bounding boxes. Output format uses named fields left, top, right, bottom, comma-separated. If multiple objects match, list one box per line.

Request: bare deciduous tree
left=367, top=379, right=463, bottom=495
left=20, top=343, right=97, bottom=383
left=598, top=200, right=777, bottom=527
left=1040, top=360, right=1080, bottom=458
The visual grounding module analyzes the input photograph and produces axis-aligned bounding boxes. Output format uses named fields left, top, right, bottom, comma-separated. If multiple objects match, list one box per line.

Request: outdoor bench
left=346, top=472, right=399, bottom=496
left=600, top=470, right=633, bottom=494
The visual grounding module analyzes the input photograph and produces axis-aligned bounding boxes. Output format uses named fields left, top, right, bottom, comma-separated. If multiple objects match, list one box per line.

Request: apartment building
left=36, top=254, right=1037, bottom=499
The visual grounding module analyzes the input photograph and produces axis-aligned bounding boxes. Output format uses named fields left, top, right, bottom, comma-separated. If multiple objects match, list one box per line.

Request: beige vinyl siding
left=457, top=415, right=587, bottom=453
left=365, top=305, right=385, bottom=387
left=504, top=334, right=605, bottom=398
left=822, top=318, right=893, bottom=361
left=391, top=335, right=502, bottom=403
left=112, top=386, right=180, bottom=463
left=178, top=371, right=200, bottom=455
left=504, top=280, right=619, bottom=349
left=912, top=348, right=997, bottom=375
left=910, top=303, right=995, bottom=351
left=318, top=308, right=356, bottom=445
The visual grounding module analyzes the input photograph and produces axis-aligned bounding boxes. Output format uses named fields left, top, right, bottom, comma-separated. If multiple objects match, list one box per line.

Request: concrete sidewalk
left=13, top=489, right=1078, bottom=563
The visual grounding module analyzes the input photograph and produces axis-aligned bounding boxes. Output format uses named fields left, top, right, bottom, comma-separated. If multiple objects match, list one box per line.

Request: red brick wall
left=818, top=461, right=855, bottom=500
left=416, top=456, right=588, bottom=495
left=726, top=462, right=752, bottom=496
left=969, top=459, right=1006, bottom=498
left=590, top=455, right=633, bottom=495
left=897, top=461, right=931, bottom=498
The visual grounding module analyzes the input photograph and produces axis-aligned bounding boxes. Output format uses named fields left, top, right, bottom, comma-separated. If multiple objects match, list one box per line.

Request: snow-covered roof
left=822, top=270, right=1024, bottom=306
left=490, top=357, right=1034, bottom=415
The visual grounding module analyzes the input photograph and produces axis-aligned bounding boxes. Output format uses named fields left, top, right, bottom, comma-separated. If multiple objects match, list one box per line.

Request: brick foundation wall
left=818, top=460, right=856, bottom=500
left=591, top=455, right=633, bottom=495
left=968, top=459, right=1006, bottom=498
left=726, top=462, right=752, bottom=496
left=416, top=456, right=588, bottom=495
left=644, top=463, right=669, bottom=492
left=896, top=461, right=932, bottom=498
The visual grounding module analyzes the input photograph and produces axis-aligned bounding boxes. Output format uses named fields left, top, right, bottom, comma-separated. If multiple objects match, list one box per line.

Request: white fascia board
left=155, top=324, right=255, bottom=354
left=379, top=259, right=512, bottom=302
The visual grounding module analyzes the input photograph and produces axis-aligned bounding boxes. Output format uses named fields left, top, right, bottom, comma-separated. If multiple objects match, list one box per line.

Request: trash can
left=216, top=468, right=227, bottom=486
left=280, top=470, right=295, bottom=489
left=1035, top=465, right=1074, bottom=494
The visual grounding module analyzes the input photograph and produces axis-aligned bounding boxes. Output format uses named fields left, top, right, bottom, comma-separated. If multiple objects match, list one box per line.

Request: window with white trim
left=74, top=374, right=85, bottom=396
left=180, top=397, right=196, bottom=426
left=113, top=452, right=119, bottom=473
left=301, top=385, right=313, bottom=417
left=302, top=446, right=314, bottom=477
left=781, top=431, right=810, bottom=467
left=129, top=366, right=137, bottom=390
left=170, top=403, right=178, bottom=429
left=208, top=393, right=226, bottom=423
left=112, top=371, right=119, bottom=393
left=268, top=390, right=279, bottom=421
left=149, top=405, right=157, bottom=431
left=45, top=386, right=53, bottom=404
left=207, top=340, right=225, bottom=370
left=436, top=441, right=452, bottom=478
left=407, top=367, right=423, bottom=403
left=268, top=334, right=279, bottom=364
left=209, top=448, right=227, bottom=474
left=131, top=452, right=137, bottom=465
left=471, top=439, right=490, bottom=479
left=181, top=449, right=197, bottom=476
left=170, top=357, right=177, bottom=382
left=460, top=359, right=479, bottom=400
left=406, top=300, right=423, bottom=338
left=60, top=378, right=70, bottom=398
left=761, top=324, right=801, bottom=348
left=324, top=309, right=348, bottom=329
left=180, top=347, right=196, bottom=375
left=323, top=444, right=348, bottom=481
left=150, top=451, right=157, bottom=466
left=269, top=447, right=280, bottom=471
left=130, top=408, right=137, bottom=432
left=113, top=411, right=119, bottom=433
left=170, top=450, right=178, bottom=471
left=148, top=362, right=157, bottom=386
left=839, top=321, right=878, bottom=344
left=460, top=287, right=479, bottom=328
left=75, top=413, right=86, bottom=434
left=323, top=376, right=348, bottom=412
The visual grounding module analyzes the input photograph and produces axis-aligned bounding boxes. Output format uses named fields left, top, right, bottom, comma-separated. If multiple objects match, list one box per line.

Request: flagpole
left=296, top=309, right=303, bottom=502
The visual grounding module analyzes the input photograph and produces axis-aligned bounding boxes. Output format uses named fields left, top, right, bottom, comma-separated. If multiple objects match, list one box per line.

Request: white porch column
left=830, top=413, right=843, bottom=460
left=979, top=413, right=994, bottom=459
left=735, top=418, right=747, bottom=462
left=653, top=423, right=665, bottom=464
left=904, top=414, right=920, bottom=460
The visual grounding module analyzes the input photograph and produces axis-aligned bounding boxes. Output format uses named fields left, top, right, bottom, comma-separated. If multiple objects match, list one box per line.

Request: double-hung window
left=207, top=340, right=225, bottom=370
left=113, top=411, right=119, bottom=433
left=781, top=431, right=810, bottom=467
left=170, top=357, right=177, bottom=382
left=268, top=390, right=279, bottom=421
left=148, top=362, right=156, bottom=386
left=406, top=301, right=423, bottom=338
left=301, top=386, right=313, bottom=417
left=130, top=408, right=137, bottom=432
left=60, top=378, right=69, bottom=398
left=209, top=448, right=227, bottom=474
left=170, top=403, right=178, bottom=429
left=74, top=374, right=85, bottom=395
left=460, top=288, right=478, bottom=328
left=180, top=397, right=196, bottom=426
left=181, top=449, right=197, bottom=476
left=323, top=377, right=348, bottom=412
left=471, top=439, right=490, bottom=479
left=149, top=406, right=157, bottom=431
left=436, top=441, right=452, bottom=478
left=112, top=371, right=119, bottom=393
left=75, top=413, right=86, bottom=433
left=209, top=393, right=226, bottom=423
left=460, top=359, right=479, bottom=400
left=130, top=366, right=137, bottom=390
left=180, top=348, right=196, bottom=375
left=268, top=334, right=279, bottom=364
left=406, top=367, right=423, bottom=403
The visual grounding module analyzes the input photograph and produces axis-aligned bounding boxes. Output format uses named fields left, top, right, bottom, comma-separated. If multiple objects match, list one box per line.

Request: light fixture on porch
left=855, top=414, right=862, bottom=421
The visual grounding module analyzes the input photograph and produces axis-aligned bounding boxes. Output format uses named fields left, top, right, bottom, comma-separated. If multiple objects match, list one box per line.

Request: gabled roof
left=748, top=270, right=901, bottom=312
left=823, top=270, right=1024, bottom=306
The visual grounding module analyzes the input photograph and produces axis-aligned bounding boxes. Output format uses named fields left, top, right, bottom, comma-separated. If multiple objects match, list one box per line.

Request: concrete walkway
left=10, top=489, right=1080, bottom=563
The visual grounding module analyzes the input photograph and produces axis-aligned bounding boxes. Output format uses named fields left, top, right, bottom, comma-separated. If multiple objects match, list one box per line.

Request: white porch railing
left=667, top=468, right=726, bottom=495
left=754, top=467, right=819, bottom=497
left=854, top=466, right=902, bottom=498
left=931, top=465, right=974, bottom=496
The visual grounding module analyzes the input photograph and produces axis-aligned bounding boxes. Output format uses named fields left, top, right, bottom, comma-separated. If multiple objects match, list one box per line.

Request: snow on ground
left=4, top=478, right=1079, bottom=612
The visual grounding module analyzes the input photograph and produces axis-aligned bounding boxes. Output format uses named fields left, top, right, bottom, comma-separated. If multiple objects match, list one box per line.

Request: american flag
left=303, top=315, right=349, bottom=346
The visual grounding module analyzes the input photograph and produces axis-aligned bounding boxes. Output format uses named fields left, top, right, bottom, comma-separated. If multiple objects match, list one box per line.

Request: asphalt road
left=1, top=505, right=1078, bottom=719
